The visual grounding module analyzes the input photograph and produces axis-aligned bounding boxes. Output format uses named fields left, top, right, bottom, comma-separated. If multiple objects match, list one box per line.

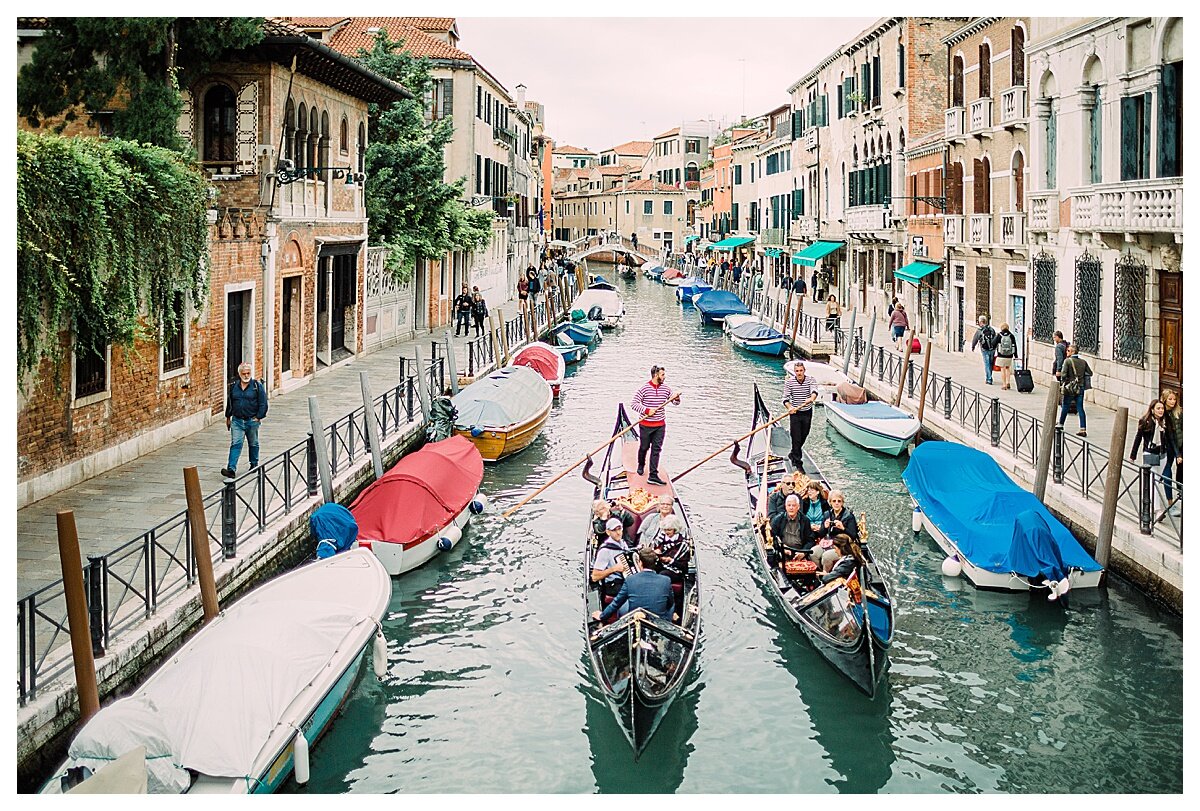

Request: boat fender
left=941, top=555, right=962, bottom=578
left=470, top=426, right=483, bottom=437
left=911, top=506, right=923, bottom=533
left=292, top=729, right=310, bottom=785
left=437, top=525, right=463, bottom=551
left=372, top=630, right=387, bottom=680
left=469, top=492, right=489, bottom=514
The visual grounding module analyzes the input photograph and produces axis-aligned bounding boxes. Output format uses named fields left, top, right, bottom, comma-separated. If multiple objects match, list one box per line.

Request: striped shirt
left=632, top=381, right=675, bottom=427
left=783, top=376, right=815, bottom=412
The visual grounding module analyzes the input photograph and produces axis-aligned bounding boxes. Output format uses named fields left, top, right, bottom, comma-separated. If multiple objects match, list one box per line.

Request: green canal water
left=289, top=269, right=1182, bottom=794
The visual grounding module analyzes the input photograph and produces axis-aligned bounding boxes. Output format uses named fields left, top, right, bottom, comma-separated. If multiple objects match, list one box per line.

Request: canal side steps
left=827, top=336, right=1182, bottom=613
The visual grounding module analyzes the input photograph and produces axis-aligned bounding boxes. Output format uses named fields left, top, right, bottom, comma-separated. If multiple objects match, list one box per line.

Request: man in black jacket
left=453, top=285, right=474, bottom=336
left=222, top=363, right=268, bottom=478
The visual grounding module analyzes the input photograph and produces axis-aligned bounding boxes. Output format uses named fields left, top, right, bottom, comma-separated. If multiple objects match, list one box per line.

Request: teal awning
left=894, top=261, right=942, bottom=285
left=709, top=236, right=755, bottom=249
left=684, top=235, right=700, bottom=244
left=792, top=240, right=845, bottom=267
left=763, top=248, right=782, bottom=258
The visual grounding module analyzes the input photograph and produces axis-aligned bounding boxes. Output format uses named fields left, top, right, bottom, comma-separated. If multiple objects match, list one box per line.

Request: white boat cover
left=452, top=365, right=551, bottom=431
left=570, top=289, right=624, bottom=318
left=61, top=549, right=388, bottom=791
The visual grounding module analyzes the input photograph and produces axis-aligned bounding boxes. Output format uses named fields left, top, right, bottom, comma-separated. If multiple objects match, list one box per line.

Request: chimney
left=515, top=84, right=526, bottom=110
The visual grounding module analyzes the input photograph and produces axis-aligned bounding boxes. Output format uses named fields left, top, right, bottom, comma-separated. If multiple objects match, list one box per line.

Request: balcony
left=760, top=227, right=788, bottom=247
left=945, top=107, right=966, bottom=142
left=969, top=98, right=993, bottom=137
left=1027, top=190, right=1060, bottom=232
left=1069, top=177, right=1183, bottom=235
left=846, top=204, right=892, bottom=234
left=795, top=216, right=818, bottom=239
left=805, top=129, right=818, bottom=151
left=944, top=214, right=964, bottom=246
left=493, top=125, right=516, bottom=149
left=968, top=214, right=992, bottom=246
left=1000, top=212, right=1026, bottom=248
left=1000, top=85, right=1027, bottom=128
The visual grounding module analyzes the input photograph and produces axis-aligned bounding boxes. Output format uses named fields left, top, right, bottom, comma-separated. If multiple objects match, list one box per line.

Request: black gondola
left=583, top=405, right=701, bottom=755
left=731, top=384, right=894, bottom=696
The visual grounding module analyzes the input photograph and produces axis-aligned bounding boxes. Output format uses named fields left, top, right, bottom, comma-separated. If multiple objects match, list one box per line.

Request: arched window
left=1011, top=26, right=1026, bottom=86
left=320, top=110, right=330, bottom=173
left=308, top=107, right=319, bottom=171
left=1012, top=151, right=1025, bottom=211
left=979, top=42, right=992, bottom=98
left=357, top=121, right=366, bottom=174
left=202, top=84, right=237, bottom=162
left=340, top=116, right=349, bottom=154
left=952, top=55, right=965, bottom=107
left=284, top=100, right=295, bottom=163
left=295, top=103, right=308, bottom=170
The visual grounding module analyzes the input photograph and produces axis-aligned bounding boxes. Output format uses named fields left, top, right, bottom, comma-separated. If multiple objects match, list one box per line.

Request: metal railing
left=831, top=327, right=1184, bottom=551
left=17, top=360, right=443, bottom=705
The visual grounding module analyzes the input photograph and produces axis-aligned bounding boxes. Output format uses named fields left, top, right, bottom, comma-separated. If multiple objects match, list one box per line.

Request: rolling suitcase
left=1014, top=360, right=1034, bottom=393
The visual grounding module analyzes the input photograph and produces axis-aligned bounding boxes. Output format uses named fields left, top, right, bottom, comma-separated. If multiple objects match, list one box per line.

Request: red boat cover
left=350, top=436, right=484, bottom=547
left=512, top=343, right=563, bottom=385
left=662, top=267, right=684, bottom=280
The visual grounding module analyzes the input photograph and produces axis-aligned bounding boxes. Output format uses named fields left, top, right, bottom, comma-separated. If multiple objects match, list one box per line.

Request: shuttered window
left=1011, top=26, right=1025, bottom=86
left=1045, top=99, right=1057, bottom=187
left=1158, top=61, right=1182, bottom=177
left=952, top=56, right=964, bottom=107
left=871, top=55, right=881, bottom=104
left=979, top=43, right=991, bottom=98
left=1120, top=92, right=1152, bottom=181
left=1088, top=86, right=1102, bottom=184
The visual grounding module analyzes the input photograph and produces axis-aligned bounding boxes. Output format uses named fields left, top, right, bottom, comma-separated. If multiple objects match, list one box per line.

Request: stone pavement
left=15, top=294, right=536, bottom=600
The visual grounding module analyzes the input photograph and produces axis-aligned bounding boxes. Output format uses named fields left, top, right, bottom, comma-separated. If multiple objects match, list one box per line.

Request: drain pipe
left=261, top=223, right=276, bottom=393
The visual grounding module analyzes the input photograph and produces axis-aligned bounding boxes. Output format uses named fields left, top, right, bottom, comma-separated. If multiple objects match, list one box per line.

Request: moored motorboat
left=675, top=277, right=712, bottom=306
left=584, top=406, right=700, bottom=756
left=44, top=548, right=390, bottom=794
left=643, top=263, right=665, bottom=281
left=728, top=320, right=788, bottom=356
left=555, top=318, right=601, bottom=348
left=783, top=359, right=851, bottom=403
left=511, top=341, right=566, bottom=397
left=695, top=290, right=750, bottom=325
left=552, top=339, right=588, bottom=365
left=350, top=435, right=485, bottom=575
left=823, top=400, right=921, bottom=456
left=721, top=313, right=758, bottom=334
left=731, top=385, right=893, bottom=697
left=570, top=287, right=625, bottom=329
left=661, top=267, right=684, bottom=285
left=903, top=441, right=1103, bottom=596
left=452, top=365, right=553, bottom=462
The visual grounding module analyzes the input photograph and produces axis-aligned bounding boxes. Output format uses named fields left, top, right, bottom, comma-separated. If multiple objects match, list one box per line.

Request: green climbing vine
left=16, top=130, right=210, bottom=389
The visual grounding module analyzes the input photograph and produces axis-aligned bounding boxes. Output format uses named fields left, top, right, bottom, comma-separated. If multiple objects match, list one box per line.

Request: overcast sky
left=459, top=18, right=874, bottom=151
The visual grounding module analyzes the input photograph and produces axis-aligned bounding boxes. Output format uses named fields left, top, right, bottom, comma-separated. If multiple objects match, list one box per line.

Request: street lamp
left=273, top=158, right=361, bottom=185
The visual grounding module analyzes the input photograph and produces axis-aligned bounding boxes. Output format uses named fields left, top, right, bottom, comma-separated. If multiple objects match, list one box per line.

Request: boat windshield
left=597, top=635, right=631, bottom=692
left=635, top=625, right=688, bottom=699
left=802, top=588, right=861, bottom=642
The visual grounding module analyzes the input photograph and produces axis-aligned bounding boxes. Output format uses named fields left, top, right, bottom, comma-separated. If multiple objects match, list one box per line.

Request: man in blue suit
left=592, top=547, right=675, bottom=623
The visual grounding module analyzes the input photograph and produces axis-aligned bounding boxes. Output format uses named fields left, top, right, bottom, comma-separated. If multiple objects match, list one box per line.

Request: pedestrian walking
left=1131, top=398, right=1178, bottom=503
left=526, top=266, right=541, bottom=305
left=970, top=315, right=999, bottom=385
left=887, top=296, right=898, bottom=317
left=793, top=273, right=807, bottom=300
left=1161, top=388, right=1183, bottom=515
left=1052, top=331, right=1069, bottom=379
left=994, top=322, right=1019, bottom=389
left=453, top=284, right=473, bottom=337
left=517, top=274, right=529, bottom=314
left=824, top=294, right=842, bottom=333
left=888, top=301, right=909, bottom=347
left=816, top=265, right=830, bottom=303
left=630, top=365, right=682, bottom=486
left=810, top=269, right=819, bottom=303
left=221, top=362, right=268, bottom=479
left=783, top=361, right=819, bottom=473
left=471, top=290, right=487, bottom=337
left=1056, top=343, right=1092, bottom=437
left=631, top=232, right=638, bottom=249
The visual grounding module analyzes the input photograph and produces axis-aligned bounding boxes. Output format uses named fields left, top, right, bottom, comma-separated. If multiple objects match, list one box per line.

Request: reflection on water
left=285, top=264, right=1182, bottom=794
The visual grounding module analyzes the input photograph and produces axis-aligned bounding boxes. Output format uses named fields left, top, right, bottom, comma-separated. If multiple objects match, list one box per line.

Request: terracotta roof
left=319, top=17, right=474, bottom=61
left=654, top=127, right=681, bottom=139
left=554, top=144, right=594, bottom=155
left=608, top=140, right=654, bottom=157
left=599, top=165, right=629, bottom=176
left=403, top=17, right=456, bottom=32
left=286, top=17, right=348, bottom=26
left=621, top=179, right=683, bottom=193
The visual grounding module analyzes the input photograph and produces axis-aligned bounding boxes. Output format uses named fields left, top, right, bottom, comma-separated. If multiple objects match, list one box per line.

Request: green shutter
left=1142, top=91, right=1153, bottom=180
left=1046, top=102, right=1057, bottom=187
left=820, top=95, right=828, bottom=126
left=861, top=64, right=869, bottom=109
left=1090, top=87, right=1102, bottom=184
left=1159, top=63, right=1180, bottom=177
left=1120, top=95, right=1139, bottom=180
left=872, top=55, right=881, bottom=102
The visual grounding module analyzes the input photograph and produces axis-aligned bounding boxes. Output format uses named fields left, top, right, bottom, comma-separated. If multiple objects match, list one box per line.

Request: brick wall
left=906, top=18, right=964, bottom=141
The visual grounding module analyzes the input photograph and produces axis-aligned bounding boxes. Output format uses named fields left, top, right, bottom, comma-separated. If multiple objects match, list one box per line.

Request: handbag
left=1143, top=451, right=1162, bottom=468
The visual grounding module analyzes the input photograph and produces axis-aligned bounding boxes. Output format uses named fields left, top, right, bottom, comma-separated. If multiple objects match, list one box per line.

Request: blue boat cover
left=730, top=321, right=784, bottom=340
left=695, top=290, right=751, bottom=316
left=903, top=442, right=1101, bottom=580
left=309, top=503, right=358, bottom=555
left=831, top=401, right=913, bottom=420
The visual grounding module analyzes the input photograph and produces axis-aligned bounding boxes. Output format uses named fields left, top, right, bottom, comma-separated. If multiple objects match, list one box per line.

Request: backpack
left=980, top=325, right=999, bottom=351
left=997, top=331, right=1016, bottom=357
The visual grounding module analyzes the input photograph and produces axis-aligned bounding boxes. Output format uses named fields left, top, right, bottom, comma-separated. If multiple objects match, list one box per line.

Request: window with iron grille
left=1072, top=251, right=1102, bottom=354
left=161, top=291, right=187, bottom=373
left=74, top=337, right=108, bottom=399
left=1113, top=253, right=1147, bottom=366
left=975, top=266, right=991, bottom=321
left=1031, top=251, right=1057, bottom=343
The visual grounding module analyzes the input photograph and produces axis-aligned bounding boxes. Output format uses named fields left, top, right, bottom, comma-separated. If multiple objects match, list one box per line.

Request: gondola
left=730, top=385, right=893, bottom=697
left=583, top=405, right=700, bottom=755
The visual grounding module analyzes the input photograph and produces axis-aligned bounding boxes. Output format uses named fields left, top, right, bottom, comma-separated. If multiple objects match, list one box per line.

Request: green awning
left=709, top=236, right=755, bottom=249
left=792, top=240, right=845, bottom=267
left=764, top=248, right=781, bottom=258
left=894, top=261, right=942, bottom=285
left=684, top=235, right=700, bottom=244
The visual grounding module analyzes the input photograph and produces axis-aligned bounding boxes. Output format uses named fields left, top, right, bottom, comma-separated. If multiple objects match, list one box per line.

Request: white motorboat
left=823, top=399, right=921, bottom=456
left=783, top=359, right=852, bottom=403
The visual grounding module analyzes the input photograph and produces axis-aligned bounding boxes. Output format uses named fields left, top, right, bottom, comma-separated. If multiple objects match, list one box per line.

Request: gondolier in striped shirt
left=783, top=362, right=818, bottom=473
left=631, top=365, right=682, bottom=486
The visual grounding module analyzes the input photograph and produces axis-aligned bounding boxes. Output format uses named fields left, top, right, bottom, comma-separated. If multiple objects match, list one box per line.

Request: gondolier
left=631, top=365, right=681, bottom=486
left=783, top=362, right=818, bottom=472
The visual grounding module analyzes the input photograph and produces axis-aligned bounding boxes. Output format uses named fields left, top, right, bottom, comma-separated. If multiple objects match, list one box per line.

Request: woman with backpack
left=994, top=322, right=1019, bottom=390
left=888, top=301, right=910, bottom=349
left=1131, top=399, right=1179, bottom=503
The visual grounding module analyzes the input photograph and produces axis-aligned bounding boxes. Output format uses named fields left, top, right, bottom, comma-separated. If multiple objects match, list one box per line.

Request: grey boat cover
left=452, top=365, right=550, bottom=431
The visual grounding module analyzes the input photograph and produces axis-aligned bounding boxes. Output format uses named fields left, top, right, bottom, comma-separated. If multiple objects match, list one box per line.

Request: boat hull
left=456, top=397, right=552, bottom=462
left=554, top=344, right=588, bottom=364
left=559, top=323, right=601, bottom=347
left=730, top=335, right=787, bottom=356
left=824, top=402, right=919, bottom=456
left=364, top=503, right=472, bottom=576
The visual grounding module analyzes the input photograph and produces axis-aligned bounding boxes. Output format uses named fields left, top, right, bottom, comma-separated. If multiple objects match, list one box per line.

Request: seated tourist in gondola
left=591, top=518, right=632, bottom=600
left=591, top=547, right=675, bottom=623
left=650, top=516, right=690, bottom=618
left=638, top=496, right=688, bottom=544
left=800, top=481, right=830, bottom=533
left=820, top=534, right=864, bottom=584
left=769, top=494, right=822, bottom=565
left=766, top=472, right=801, bottom=520
left=821, top=490, right=859, bottom=544
left=592, top=499, right=637, bottom=542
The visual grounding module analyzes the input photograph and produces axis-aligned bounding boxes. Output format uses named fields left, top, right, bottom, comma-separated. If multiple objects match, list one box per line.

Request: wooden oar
left=673, top=407, right=795, bottom=482
left=501, top=420, right=640, bottom=519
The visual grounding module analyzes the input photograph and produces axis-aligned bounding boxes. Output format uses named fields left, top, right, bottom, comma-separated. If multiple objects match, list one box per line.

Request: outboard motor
left=587, top=304, right=604, bottom=322
left=427, top=396, right=457, bottom=442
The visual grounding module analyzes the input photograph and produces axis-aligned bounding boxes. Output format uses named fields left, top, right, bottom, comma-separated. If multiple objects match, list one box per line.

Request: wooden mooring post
left=1096, top=407, right=1130, bottom=570
left=183, top=467, right=220, bottom=622
left=1033, top=379, right=1062, bottom=501
left=56, top=510, right=100, bottom=723
left=857, top=310, right=877, bottom=387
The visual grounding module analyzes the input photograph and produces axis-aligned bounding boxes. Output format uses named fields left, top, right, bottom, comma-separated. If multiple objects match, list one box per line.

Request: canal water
left=290, top=267, right=1182, bottom=794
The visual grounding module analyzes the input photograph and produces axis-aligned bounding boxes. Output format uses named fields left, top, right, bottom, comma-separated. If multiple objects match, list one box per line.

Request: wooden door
left=1159, top=270, right=1183, bottom=398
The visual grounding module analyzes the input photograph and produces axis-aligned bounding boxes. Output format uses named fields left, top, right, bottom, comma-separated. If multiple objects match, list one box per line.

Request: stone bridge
left=567, top=234, right=660, bottom=266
